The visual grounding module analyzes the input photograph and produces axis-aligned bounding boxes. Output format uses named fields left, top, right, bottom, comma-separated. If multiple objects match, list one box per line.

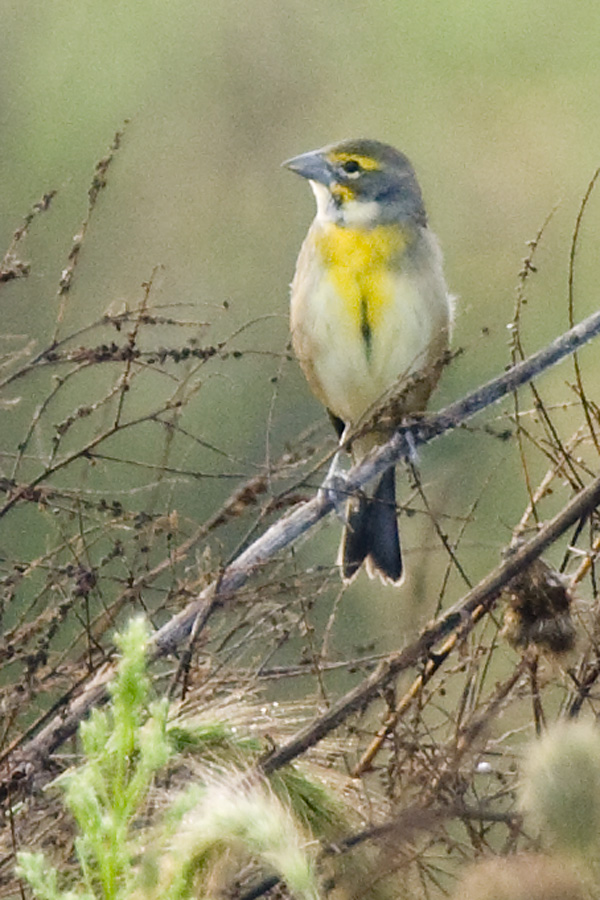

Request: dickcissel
left=284, top=139, right=453, bottom=585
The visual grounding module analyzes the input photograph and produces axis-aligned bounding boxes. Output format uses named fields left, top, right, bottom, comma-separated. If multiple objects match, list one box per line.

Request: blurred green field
left=1, top=0, right=600, bottom=646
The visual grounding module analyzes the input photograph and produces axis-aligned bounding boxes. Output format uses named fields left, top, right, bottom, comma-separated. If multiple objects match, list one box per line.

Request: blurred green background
left=2, top=0, right=600, bottom=648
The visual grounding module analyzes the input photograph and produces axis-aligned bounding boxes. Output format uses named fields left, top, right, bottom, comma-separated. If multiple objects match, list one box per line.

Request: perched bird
left=284, top=139, right=453, bottom=584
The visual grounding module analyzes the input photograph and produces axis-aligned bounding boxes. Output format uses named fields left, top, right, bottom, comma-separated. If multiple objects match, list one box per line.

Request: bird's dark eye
left=341, top=159, right=361, bottom=175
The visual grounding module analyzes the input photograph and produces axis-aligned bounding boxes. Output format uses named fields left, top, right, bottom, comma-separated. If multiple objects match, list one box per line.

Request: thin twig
left=567, top=168, right=600, bottom=455
left=2, top=309, right=600, bottom=794
left=260, top=472, right=600, bottom=776
left=0, top=192, right=56, bottom=285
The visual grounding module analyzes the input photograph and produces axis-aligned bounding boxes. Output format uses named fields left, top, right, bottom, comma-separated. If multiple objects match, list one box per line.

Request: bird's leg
left=402, top=425, right=419, bottom=466
left=398, top=424, right=422, bottom=502
left=318, top=428, right=351, bottom=520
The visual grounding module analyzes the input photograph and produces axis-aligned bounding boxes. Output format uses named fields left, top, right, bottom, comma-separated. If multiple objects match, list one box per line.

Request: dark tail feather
left=340, top=467, right=403, bottom=585
left=366, top=467, right=403, bottom=583
left=340, top=492, right=371, bottom=583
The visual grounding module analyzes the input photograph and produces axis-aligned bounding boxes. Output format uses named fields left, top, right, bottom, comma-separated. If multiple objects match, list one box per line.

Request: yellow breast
left=290, top=218, right=451, bottom=430
left=313, top=224, right=409, bottom=355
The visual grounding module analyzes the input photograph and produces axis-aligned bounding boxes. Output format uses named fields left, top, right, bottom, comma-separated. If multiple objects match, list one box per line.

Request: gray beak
left=282, top=149, right=332, bottom=185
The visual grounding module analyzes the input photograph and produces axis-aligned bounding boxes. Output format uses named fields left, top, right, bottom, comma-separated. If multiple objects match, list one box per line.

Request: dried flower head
left=520, top=719, right=600, bottom=856
left=501, top=552, right=576, bottom=655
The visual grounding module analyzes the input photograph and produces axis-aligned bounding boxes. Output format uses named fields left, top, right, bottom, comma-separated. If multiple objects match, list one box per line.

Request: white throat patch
left=309, top=181, right=331, bottom=223
left=339, top=198, right=380, bottom=227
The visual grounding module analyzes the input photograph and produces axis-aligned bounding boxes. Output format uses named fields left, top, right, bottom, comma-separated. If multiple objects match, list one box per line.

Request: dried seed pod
left=501, top=551, right=576, bottom=655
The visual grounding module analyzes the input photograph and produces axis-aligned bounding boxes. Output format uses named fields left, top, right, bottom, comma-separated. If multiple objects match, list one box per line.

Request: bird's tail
left=339, top=466, right=403, bottom=585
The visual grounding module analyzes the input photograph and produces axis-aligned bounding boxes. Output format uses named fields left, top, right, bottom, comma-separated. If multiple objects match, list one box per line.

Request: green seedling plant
left=17, top=617, right=170, bottom=900
left=16, top=617, right=320, bottom=900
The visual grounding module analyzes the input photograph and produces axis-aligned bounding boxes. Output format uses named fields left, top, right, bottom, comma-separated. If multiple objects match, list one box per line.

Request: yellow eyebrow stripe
left=328, top=151, right=380, bottom=171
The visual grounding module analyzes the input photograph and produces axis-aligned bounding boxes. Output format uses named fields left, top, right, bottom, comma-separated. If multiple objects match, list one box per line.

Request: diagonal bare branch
left=2, top=307, right=600, bottom=795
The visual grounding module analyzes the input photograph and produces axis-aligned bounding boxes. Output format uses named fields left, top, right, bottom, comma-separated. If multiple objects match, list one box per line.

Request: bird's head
left=283, top=139, right=427, bottom=229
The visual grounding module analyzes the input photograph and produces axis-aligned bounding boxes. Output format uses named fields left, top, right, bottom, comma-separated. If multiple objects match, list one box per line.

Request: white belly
left=291, top=263, right=451, bottom=426
left=313, top=278, right=432, bottom=420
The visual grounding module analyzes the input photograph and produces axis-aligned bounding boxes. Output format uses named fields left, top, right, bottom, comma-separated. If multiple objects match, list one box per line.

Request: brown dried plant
left=1, top=137, right=600, bottom=900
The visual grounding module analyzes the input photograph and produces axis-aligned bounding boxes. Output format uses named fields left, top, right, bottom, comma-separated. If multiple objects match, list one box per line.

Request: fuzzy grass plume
left=15, top=616, right=324, bottom=900
left=520, top=719, right=600, bottom=858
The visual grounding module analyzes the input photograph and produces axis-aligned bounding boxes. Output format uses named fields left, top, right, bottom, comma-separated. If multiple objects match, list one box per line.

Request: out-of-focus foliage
left=521, top=720, right=600, bottom=858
